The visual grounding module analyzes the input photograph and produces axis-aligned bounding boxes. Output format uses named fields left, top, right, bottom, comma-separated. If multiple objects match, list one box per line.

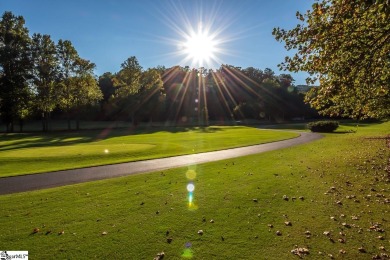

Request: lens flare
left=186, top=169, right=197, bottom=180
left=187, top=183, right=195, bottom=192
left=182, top=242, right=193, bottom=258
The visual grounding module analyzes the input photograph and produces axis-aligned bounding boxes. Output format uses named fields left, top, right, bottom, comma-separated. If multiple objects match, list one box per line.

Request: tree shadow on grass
left=0, top=133, right=93, bottom=151
left=0, top=125, right=228, bottom=152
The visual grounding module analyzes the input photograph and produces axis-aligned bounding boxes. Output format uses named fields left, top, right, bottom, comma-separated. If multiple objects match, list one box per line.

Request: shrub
left=307, top=121, right=339, bottom=132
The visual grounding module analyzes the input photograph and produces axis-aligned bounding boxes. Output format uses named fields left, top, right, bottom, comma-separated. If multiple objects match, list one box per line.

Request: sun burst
left=181, top=25, right=218, bottom=68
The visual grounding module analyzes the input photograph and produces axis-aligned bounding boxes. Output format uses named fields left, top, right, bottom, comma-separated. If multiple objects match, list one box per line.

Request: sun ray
left=210, top=70, right=238, bottom=120
left=149, top=1, right=243, bottom=69
left=163, top=67, right=194, bottom=123
left=222, top=66, right=264, bottom=100
left=200, top=73, right=208, bottom=125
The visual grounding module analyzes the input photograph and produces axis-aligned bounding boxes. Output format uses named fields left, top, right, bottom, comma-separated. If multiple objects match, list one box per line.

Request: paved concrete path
left=0, top=132, right=322, bottom=195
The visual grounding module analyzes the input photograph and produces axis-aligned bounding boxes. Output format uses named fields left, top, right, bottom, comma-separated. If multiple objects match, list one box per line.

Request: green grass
left=0, top=121, right=389, bottom=259
left=0, top=126, right=298, bottom=177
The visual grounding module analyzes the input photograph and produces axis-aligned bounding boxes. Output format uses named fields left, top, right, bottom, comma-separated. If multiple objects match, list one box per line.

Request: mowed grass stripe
left=0, top=126, right=298, bottom=177
left=0, top=121, right=388, bottom=259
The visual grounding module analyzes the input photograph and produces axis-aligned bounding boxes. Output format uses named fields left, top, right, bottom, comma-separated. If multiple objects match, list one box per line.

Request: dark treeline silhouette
left=98, top=62, right=318, bottom=126
left=0, top=11, right=317, bottom=133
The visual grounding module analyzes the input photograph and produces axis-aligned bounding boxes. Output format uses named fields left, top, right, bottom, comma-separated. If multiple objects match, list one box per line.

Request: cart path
left=0, top=132, right=322, bottom=195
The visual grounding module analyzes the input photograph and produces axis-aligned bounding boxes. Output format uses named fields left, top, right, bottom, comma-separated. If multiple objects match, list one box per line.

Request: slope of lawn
left=0, top=126, right=298, bottom=177
left=0, top=121, right=388, bottom=259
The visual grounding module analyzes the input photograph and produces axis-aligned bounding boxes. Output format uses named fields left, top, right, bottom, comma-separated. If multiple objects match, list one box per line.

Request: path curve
left=0, top=132, right=322, bottom=195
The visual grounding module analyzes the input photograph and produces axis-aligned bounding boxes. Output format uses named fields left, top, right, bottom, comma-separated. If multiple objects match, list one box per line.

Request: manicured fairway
left=0, top=126, right=298, bottom=177
left=0, top=121, right=388, bottom=259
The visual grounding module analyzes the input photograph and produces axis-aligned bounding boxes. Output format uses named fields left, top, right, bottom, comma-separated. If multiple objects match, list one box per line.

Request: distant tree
left=56, top=39, right=79, bottom=129
left=31, top=33, right=59, bottom=131
left=114, top=56, right=143, bottom=97
left=154, top=65, right=166, bottom=76
left=263, top=68, right=275, bottom=80
left=98, top=72, right=115, bottom=102
left=278, top=74, right=295, bottom=90
left=70, top=58, right=102, bottom=130
left=0, top=11, right=33, bottom=132
left=111, top=56, right=143, bottom=122
left=160, top=66, right=188, bottom=122
left=273, top=0, right=390, bottom=119
left=111, top=58, right=164, bottom=125
left=98, top=72, right=115, bottom=119
left=57, top=40, right=102, bottom=129
left=137, top=68, right=164, bottom=123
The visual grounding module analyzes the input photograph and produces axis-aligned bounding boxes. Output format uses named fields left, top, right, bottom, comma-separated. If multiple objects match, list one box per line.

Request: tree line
left=99, top=59, right=317, bottom=126
left=0, top=11, right=316, bottom=133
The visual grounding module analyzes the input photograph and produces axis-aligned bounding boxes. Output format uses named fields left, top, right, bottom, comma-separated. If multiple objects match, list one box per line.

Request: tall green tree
left=0, top=11, right=33, bottom=132
left=111, top=58, right=164, bottom=125
left=70, top=58, right=102, bottom=130
left=273, top=0, right=390, bottom=119
left=98, top=72, right=115, bottom=119
left=57, top=40, right=102, bottom=129
left=98, top=72, right=115, bottom=103
left=31, top=33, right=59, bottom=131
left=57, top=39, right=79, bottom=129
left=114, top=56, right=143, bottom=96
left=137, top=68, right=164, bottom=123
left=112, top=56, right=143, bottom=122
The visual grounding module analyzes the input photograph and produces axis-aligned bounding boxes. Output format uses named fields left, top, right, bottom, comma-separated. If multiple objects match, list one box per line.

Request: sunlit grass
left=0, top=121, right=388, bottom=259
left=0, top=126, right=298, bottom=177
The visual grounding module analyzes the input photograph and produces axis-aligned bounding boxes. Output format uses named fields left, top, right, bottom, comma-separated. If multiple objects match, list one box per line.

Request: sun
left=157, top=1, right=235, bottom=69
left=183, top=29, right=217, bottom=67
left=179, top=24, right=220, bottom=68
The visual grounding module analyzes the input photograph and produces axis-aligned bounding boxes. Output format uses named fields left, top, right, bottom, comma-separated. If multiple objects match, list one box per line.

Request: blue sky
left=2, top=0, right=314, bottom=84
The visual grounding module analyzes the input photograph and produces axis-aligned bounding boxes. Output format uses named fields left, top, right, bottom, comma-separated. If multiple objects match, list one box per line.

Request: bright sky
left=2, top=0, right=314, bottom=84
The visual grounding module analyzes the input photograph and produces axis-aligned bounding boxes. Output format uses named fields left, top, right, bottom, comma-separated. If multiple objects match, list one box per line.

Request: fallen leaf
left=291, top=247, right=309, bottom=257
left=358, top=247, right=366, bottom=253
left=153, top=251, right=165, bottom=260
left=338, top=238, right=345, bottom=243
